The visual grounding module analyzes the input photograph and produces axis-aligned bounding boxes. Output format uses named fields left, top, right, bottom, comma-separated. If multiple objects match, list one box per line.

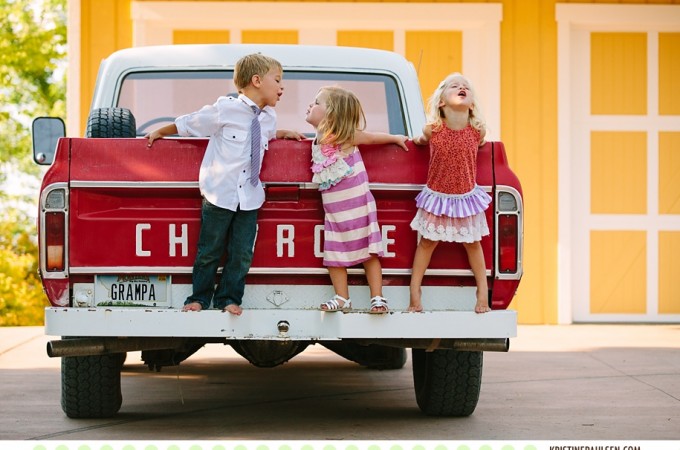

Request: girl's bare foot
left=475, top=289, right=491, bottom=313
left=475, top=302, right=491, bottom=313
left=182, top=302, right=203, bottom=311
left=408, top=286, right=423, bottom=312
left=223, top=304, right=243, bottom=315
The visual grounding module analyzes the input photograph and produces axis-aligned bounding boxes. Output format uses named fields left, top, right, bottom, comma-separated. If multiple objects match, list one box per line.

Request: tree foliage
left=0, top=0, right=66, bottom=175
left=0, top=0, right=66, bottom=326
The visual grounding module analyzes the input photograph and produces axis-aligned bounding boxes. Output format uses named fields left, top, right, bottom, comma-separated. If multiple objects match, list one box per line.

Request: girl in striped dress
left=409, top=73, right=492, bottom=314
left=305, top=86, right=408, bottom=313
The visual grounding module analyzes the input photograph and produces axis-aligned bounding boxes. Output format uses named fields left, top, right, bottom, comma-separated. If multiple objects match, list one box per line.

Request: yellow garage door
left=557, top=5, right=680, bottom=323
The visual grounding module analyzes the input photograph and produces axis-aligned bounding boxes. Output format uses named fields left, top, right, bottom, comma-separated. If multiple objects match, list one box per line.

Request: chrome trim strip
left=70, top=181, right=199, bottom=189
left=69, top=180, right=493, bottom=193
left=69, top=266, right=489, bottom=277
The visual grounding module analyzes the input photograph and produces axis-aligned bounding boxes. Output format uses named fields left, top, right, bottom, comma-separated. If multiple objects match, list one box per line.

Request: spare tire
left=86, top=107, right=137, bottom=138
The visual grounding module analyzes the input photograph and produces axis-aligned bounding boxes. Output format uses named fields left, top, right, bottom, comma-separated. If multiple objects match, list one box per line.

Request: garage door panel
left=590, top=231, right=647, bottom=314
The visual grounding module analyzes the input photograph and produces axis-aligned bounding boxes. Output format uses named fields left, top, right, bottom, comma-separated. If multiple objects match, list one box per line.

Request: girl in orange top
left=409, top=73, right=492, bottom=314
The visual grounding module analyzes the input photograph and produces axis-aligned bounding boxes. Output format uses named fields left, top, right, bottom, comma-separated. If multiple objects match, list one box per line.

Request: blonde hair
left=233, top=53, right=283, bottom=91
left=426, top=72, right=485, bottom=132
left=316, top=86, right=366, bottom=147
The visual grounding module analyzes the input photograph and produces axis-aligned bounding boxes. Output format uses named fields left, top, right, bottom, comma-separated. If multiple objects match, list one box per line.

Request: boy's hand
left=145, top=131, right=162, bottom=147
left=276, top=129, right=306, bottom=141
left=145, top=124, right=178, bottom=147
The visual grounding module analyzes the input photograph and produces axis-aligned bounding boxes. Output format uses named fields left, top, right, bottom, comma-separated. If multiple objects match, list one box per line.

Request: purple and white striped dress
left=316, top=146, right=383, bottom=267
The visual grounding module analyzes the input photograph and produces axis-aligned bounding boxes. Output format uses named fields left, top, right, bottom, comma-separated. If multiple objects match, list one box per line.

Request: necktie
left=250, top=105, right=262, bottom=186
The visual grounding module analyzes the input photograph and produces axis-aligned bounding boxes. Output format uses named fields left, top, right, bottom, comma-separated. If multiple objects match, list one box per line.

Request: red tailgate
left=68, top=138, right=204, bottom=270
left=67, top=137, right=494, bottom=278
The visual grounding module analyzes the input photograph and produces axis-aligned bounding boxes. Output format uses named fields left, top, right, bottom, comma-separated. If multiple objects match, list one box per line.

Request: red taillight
left=45, top=211, right=65, bottom=271
left=498, top=214, right=518, bottom=273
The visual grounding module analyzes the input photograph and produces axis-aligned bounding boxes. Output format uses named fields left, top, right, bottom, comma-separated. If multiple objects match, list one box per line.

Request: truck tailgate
left=66, top=137, right=491, bottom=276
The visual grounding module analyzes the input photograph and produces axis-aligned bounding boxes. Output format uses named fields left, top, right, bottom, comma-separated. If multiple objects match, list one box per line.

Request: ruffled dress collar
left=310, top=139, right=353, bottom=191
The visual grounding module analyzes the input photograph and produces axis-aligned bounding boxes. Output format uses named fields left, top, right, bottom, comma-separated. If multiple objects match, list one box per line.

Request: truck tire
left=61, top=354, right=123, bottom=418
left=86, top=107, right=137, bottom=138
left=411, top=348, right=482, bottom=416
left=322, top=342, right=407, bottom=370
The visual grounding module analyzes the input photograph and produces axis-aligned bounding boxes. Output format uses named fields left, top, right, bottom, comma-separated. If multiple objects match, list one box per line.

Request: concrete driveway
left=0, top=324, right=678, bottom=443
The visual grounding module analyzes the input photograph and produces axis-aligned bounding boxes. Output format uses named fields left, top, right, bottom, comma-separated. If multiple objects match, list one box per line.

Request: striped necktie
left=250, top=105, right=262, bottom=186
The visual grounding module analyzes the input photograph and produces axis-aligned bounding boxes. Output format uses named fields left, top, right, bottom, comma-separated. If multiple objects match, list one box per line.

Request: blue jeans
left=186, top=198, right=258, bottom=310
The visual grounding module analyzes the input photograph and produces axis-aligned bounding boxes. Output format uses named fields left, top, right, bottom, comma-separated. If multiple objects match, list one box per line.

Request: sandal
left=320, top=294, right=351, bottom=312
left=369, top=296, right=389, bottom=314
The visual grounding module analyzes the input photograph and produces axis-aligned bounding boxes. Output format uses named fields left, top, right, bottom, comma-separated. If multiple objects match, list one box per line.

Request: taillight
left=498, top=214, right=518, bottom=273
left=41, top=186, right=67, bottom=273
left=495, top=189, right=522, bottom=279
left=45, top=212, right=65, bottom=271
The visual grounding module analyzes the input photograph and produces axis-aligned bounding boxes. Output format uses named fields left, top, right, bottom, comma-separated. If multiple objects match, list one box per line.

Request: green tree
left=0, top=209, right=47, bottom=326
left=0, top=0, right=66, bottom=325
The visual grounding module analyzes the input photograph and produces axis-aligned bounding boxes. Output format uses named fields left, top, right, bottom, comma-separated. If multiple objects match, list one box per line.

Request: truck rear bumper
left=45, top=307, right=516, bottom=339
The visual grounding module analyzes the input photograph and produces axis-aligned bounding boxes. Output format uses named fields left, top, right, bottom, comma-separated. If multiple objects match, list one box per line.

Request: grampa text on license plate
left=95, top=275, right=169, bottom=306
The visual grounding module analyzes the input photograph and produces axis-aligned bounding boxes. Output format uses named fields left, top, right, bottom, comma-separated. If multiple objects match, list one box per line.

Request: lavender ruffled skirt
left=410, top=185, right=491, bottom=243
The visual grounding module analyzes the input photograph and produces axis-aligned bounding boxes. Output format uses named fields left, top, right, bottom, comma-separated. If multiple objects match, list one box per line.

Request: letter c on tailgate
left=136, top=223, right=151, bottom=257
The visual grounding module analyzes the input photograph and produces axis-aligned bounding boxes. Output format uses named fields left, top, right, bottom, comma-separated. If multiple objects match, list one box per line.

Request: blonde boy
left=146, top=53, right=303, bottom=315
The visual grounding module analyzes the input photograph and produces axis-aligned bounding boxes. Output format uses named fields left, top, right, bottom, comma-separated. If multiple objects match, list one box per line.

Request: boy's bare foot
left=182, top=302, right=203, bottom=311
left=407, top=304, right=423, bottom=313
left=223, top=304, right=243, bottom=315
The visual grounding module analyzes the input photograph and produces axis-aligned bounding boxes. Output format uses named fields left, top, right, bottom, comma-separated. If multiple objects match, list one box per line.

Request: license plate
left=95, top=275, right=170, bottom=306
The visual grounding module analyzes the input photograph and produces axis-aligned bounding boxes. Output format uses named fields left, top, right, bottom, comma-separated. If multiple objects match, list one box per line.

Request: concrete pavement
left=0, top=324, right=678, bottom=440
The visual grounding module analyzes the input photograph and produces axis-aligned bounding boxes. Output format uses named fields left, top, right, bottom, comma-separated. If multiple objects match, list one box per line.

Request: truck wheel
left=61, top=354, right=123, bottom=418
left=411, top=348, right=483, bottom=416
left=322, top=342, right=407, bottom=370
left=86, top=107, right=137, bottom=138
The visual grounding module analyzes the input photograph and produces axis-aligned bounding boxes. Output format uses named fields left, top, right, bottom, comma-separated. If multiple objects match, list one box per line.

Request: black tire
left=322, top=342, right=407, bottom=370
left=412, top=348, right=483, bottom=416
left=86, top=107, right=137, bottom=138
left=61, top=354, right=123, bottom=418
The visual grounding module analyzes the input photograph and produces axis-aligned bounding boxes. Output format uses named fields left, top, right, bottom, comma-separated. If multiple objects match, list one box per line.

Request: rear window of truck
left=117, top=70, right=406, bottom=137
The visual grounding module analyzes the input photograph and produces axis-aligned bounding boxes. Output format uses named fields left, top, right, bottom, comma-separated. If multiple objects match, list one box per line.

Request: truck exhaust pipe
left=47, top=337, right=197, bottom=358
left=356, top=338, right=510, bottom=352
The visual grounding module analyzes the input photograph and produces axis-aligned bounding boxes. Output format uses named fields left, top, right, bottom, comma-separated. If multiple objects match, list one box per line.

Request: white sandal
left=320, top=294, right=351, bottom=312
left=369, top=296, right=389, bottom=314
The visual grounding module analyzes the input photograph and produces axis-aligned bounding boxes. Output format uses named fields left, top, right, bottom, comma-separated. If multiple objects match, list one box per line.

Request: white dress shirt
left=175, top=94, right=277, bottom=211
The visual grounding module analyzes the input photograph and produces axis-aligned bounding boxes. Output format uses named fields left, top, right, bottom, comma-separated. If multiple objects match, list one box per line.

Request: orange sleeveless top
left=426, top=124, right=481, bottom=195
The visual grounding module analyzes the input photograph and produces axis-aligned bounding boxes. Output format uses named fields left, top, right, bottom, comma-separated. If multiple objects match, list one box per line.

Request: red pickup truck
left=32, top=44, right=523, bottom=418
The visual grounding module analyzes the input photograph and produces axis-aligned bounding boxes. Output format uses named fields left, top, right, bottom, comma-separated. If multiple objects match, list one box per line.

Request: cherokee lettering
left=278, top=223, right=396, bottom=258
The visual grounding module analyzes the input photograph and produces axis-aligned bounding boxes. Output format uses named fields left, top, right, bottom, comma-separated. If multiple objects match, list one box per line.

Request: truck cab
left=33, top=44, right=523, bottom=418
